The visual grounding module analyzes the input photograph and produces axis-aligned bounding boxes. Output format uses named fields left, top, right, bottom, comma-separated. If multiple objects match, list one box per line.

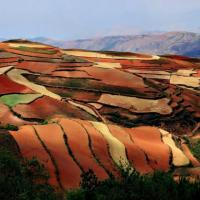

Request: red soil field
left=16, top=61, right=58, bottom=74
left=34, top=124, right=81, bottom=189
left=46, top=87, right=101, bottom=102
left=0, top=102, right=32, bottom=126
left=9, top=125, right=59, bottom=187
left=0, top=74, right=34, bottom=94
left=59, top=63, right=93, bottom=67
left=193, top=70, right=200, bottom=77
left=77, top=66, right=156, bottom=93
left=52, top=70, right=93, bottom=78
left=0, top=57, right=19, bottom=63
left=77, top=119, right=119, bottom=177
left=58, top=118, right=108, bottom=180
left=127, top=126, right=170, bottom=171
left=109, top=125, right=153, bottom=174
left=13, top=96, right=95, bottom=120
left=4, top=47, right=61, bottom=59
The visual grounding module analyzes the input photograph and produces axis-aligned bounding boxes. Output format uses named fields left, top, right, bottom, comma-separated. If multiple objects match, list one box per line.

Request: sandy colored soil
left=176, top=69, right=197, bottom=76
left=91, top=121, right=130, bottom=169
left=62, top=50, right=160, bottom=60
left=170, top=75, right=200, bottom=88
left=94, top=62, right=121, bottom=69
left=7, top=69, right=61, bottom=100
left=98, top=94, right=172, bottom=115
left=8, top=43, right=49, bottom=48
left=77, top=120, right=119, bottom=177
left=109, top=125, right=153, bottom=173
left=126, top=69, right=170, bottom=75
left=0, top=66, right=13, bottom=74
left=159, top=129, right=189, bottom=167
left=88, top=103, right=103, bottom=110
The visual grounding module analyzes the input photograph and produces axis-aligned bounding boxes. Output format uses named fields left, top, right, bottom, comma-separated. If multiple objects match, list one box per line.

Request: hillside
left=33, top=32, right=200, bottom=57
left=0, top=40, right=200, bottom=190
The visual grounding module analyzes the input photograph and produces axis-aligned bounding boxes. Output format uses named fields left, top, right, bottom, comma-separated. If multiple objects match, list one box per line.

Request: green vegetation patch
left=66, top=168, right=200, bottom=200
left=0, top=94, right=42, bottom=107
left=0, top=148, right=59, bottom=200
left=62, top=55, right=88, bottom=63
left=13, top=46, right=57, bottom=55
left=189, top=139, right=200, bottom=161
left=0, top=124, right=18, bottom=131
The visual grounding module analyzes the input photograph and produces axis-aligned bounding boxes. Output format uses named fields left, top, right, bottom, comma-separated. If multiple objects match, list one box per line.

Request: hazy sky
left=0, top=0, right=199, bottom=40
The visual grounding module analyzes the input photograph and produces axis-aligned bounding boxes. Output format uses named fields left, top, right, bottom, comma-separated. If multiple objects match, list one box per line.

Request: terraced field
left=0, top=40, right=200, bottom=189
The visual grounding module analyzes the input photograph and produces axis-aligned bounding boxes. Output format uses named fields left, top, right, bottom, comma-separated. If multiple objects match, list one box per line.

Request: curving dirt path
left=7, top=68, right=61, bottom=100
left=0, top=66, right=13, bottom=74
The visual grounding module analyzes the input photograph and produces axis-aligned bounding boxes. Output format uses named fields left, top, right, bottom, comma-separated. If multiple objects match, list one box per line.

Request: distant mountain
left=32, top=32, right=200, bottom=57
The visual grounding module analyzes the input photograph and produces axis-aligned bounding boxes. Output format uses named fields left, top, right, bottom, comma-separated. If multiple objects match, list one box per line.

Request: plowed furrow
left=109, top=125, right=153, bottom=174
left=128, top=126, right=170, bottom=171
left=9, top=126, right=59, bottom=188
left=58, top=118, right=108, bottom=180
left=76, top=119, right=119, bottom=177
left=33, top=124, right=81, bottom=189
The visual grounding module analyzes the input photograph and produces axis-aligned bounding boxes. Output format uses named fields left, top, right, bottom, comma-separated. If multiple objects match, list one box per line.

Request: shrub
left=66, top=167, right=200, bottom=200
left=0, top=147, right=58, bottom=200
left=190, top=139, right=200, bottom=161
left=0, top=124, right=18, bottom=131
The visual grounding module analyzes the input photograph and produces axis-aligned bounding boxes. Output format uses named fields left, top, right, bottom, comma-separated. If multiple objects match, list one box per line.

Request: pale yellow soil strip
left=0, top=66, right=13, bottom=75
left=94, top=62, right=121, bottom=69
left=176, top=69, right=196, bottom=76
left=7, top=68, right=61, bottom=100
left=62, top=50, right=160, bottom=60
left=159, top=129, right=189, bottom=166
left=88, top=103, right=103, bottom=110
left=170, top=75, right=200, bottom=88
left=127, top=69, right=170, bottom=75
left=8, top=43, right=48, bottom=48
left=98, top=94, right=172, bottom=115
left=91, top=121, right=131, bottom=169
left=68, top=100, right=98, bottom=118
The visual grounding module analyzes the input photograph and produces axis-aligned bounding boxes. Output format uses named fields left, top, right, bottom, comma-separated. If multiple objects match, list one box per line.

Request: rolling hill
left=0, top=39, right=200, bottom=190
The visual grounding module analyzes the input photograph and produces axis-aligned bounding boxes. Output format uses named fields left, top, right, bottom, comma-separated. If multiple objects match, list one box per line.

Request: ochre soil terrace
left=0, top=40, right=200, bottom=189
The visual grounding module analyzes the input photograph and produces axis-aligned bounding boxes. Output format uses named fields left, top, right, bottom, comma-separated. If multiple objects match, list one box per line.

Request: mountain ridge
left=30, top=31, right=200, bottom=57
